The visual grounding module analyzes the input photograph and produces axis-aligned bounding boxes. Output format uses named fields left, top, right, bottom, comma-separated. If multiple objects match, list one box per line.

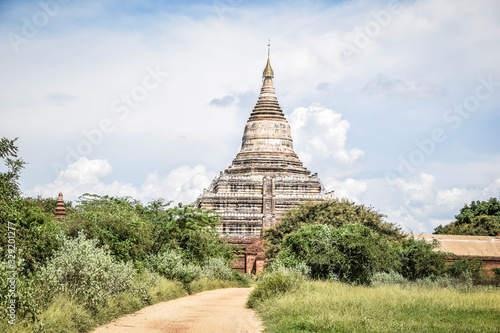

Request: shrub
left=246, top=268, right=305, bottom=308
left=264, top=199, right=404, bottom=259
left=200, top=257, right=233, bottom=281
left=493, top=267, right=500, bottom=278
left=145, top=250, right=201, bottom=285
left=371, top=271, right=408, bottom=286
left=447, top=257, right=483, bottom=280
left=397, top=236, right=446, bottom=280
left=230, top=270, right=251, bottom=287
left=0, top=258, right=40, bottom=322
left=63, top=195, right=153, bottom=262
left=277, top=224, right=394, bottom=284
left=37, top=232, right=135, bottom=310
left=266, top=258, right=311, bottom=277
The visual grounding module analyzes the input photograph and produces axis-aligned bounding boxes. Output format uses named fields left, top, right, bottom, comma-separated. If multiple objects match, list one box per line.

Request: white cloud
left=366, top=173, right=500, bottom=233
left=362, top=74, right=447, bottom=99
left=436, top=177, right=500, bottom=207
left=325, top=177, right=367, bottom=202
left=26, top=157, right=215, bottom=204
left=138, top=165, right=216, bottom=204
left=288, top=105, right=364, bottom=165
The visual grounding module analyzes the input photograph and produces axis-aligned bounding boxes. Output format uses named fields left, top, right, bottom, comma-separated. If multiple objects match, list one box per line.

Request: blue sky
left=1, top=0, right=499, bottom=233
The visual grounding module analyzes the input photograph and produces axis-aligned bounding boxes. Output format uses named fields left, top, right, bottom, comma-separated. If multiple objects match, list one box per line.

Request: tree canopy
left=264, top=199, right=404, bottom=259
left=434, top=198, right=500, bottom=236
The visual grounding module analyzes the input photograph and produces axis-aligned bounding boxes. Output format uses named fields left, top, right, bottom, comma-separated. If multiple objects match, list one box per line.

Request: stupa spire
left=263, top=39, right=274, bottom=78
left=228, top=50, right=310, bottom=176
left=54, top=192, right=66, bottom=219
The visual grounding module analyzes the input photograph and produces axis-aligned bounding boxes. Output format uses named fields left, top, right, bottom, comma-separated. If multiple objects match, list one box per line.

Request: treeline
left=0, top=138, right=248, bottom=333
left=434, top=197, right=500, bottom=236
left=263, top=200, right=498, bottom=285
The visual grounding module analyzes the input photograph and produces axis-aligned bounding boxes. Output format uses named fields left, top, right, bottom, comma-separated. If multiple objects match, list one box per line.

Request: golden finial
left=263, top=39, right=274, bottom=78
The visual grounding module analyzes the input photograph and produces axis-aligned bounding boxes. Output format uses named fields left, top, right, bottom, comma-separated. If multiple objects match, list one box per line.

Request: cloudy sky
left=1, top=0, right=499, bottom=233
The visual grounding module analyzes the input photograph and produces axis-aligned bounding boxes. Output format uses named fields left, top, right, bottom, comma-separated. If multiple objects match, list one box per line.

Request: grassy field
left=253, top=280, right=500, bottom=333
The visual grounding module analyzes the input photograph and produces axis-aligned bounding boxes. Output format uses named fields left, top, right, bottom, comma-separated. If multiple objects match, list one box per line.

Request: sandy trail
left=92, top=288, right=263, bottom=333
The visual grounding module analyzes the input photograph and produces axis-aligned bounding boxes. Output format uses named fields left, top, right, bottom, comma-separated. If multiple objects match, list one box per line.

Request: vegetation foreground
left=249, top=273, right=500, bottom=333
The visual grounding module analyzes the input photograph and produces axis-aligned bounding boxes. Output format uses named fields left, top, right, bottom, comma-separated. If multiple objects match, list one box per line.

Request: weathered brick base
left=224, top=238, right=267, bottom=274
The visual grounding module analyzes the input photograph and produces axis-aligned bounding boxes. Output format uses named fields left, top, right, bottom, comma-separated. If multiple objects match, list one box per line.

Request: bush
left=277, top=224, right=394, bottom=284
left=230, top=270, right=251, bottom=288
left=63, top=195, right=153, bottom=262
left=264, top=199, right=404, bottom=259
left=200, top=257, right=233, bottom=281
left=145, top=250, right=201, bottom=285
left=371, top=271, right=408, bottom=286
left=493, top=267, right=500, bottom=278
left=447, top=257, right=483, bottom=280
left=397, top=236, right=446, bottom=280
left=266, top=258, right=311, bottom=277
left=37, top=232, right=135, bottom=310
left=0, top=258, right=40, bottom=322
left=246, top=268, right=305, bottom=308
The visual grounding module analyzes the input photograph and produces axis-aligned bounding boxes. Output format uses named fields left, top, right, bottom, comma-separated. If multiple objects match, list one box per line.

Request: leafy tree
left=137, top=199, right=230, bottom=262
left=434, top=198, right=500, bottom=236
left=0, top=137, right=62, bottom=275
left=277, top=224, right=396, bottom=284
left=0, top=137, right=25, bottom=203
left=264, top=199, right=404, bottom=259
left=63, top=194, right=154, bottom=262
left=397, top=236, right=446, bottom=280
left=63, top=195, right=232, bottom=264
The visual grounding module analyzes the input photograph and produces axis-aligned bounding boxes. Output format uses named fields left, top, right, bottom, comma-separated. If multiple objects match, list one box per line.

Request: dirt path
left=92, top=288, right=263, bottom=333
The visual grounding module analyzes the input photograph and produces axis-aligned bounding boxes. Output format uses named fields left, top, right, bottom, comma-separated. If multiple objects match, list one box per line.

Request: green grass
left=253, top=280, right=500, bottom=333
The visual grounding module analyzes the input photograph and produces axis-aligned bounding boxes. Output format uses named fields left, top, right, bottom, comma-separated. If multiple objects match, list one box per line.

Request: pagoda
left=197, top=52, right=334, bottom=273
left=54, top=192, right=67, bottom=219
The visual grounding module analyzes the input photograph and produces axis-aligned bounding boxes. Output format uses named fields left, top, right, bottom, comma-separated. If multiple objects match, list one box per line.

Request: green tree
left=277, top=224, right=395, bottom=284
left=434, top=198, right=500, bottom=236
left=0, top=137, right=62, bottom=275
left=63, top=195, right=232, bottom=264
left=137, top=199, right=229, bottom=262
left=0, top=137, right=25, bottom=202
left=63, top=194, right=154, bottom=262
left=264, top=199, right=404, bottom=259
left=397, top=236, right=446, bottom=280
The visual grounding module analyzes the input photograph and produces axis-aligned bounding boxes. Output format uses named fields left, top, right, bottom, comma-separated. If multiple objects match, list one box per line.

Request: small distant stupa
left=196, top=45, right=334, bottom=273
left=54, top=192, right=66, bottom=219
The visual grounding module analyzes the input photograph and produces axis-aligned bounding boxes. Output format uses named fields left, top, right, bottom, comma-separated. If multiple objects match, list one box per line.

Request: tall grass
left=0, top=275, right=187, bottom=333
left=253, top=280, right=500, bottom=333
